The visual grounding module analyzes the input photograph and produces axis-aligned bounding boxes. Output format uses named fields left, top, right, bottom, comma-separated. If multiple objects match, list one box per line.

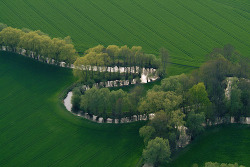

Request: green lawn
left=0, top=0, right=249, bottom=74
left=0, top=51, right=145, bottom=167
left=168, top=124, right=250, bottom=167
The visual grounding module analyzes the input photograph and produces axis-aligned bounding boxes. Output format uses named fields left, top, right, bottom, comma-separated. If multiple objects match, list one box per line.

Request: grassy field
left=0, top=51, right=145, bottom=167
left=168, top=124, right=250, bottom=167
left=0, top=0, right=249, bottom=74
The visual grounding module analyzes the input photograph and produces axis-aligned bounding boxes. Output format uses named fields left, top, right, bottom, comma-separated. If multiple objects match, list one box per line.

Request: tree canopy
left=0, top=25, right=78, bottom=64
left=143, top=137, right=171, bottom=166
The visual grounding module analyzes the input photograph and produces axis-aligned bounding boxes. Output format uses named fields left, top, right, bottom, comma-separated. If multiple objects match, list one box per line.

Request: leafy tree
left=74, top=44, right=159, bottom=83
left=80, top=87, right=100, bottom=115
left=21, top=28, right=32, bottom=33
left=139, top=126, right=155, bottom=144
left=64, top=36, right=72, bottom=44
left=139, top=91, right=167, bottom=114
left=128, top=85, right=144, bottom=117
left=238, top=79, right=250, bottom=116
left=186, top=111, right=205, bottom=139
left=199, top=57, right=231, bottom=116
left=149, top=110, right=185, bottom=149
left=0, top=27, right=24, bottom=51
left=71, top=88, right=81, bottom=113
left=188, top=82, right=210, bottom=113
left=85, top=44, right=105, bottom=54
left=73, top=56, right=92, bottom=82
left=150, top=111, right=170, bottom=138
left=160, top=75, right=183, bottom=93
left=227, top=86, right=243, bottom=121
left=106, top=45, right=120, bottom=68
left=39, top=35, right=53, bottom=60
left=98, top=88, right=110, bottom=119
left=110, top=89, right=128, bottom=119
left=157, top=74, right=189, bottom=94
left=164, top=91, right=182, bottom=112
left=138, top=90, right=182, bottom=114
left=143, top=137, right=171, bottom=167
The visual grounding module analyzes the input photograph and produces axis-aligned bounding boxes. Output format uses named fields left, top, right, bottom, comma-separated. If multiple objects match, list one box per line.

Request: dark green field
left=168, top=124, right=250, bottom=167
left=0, top=51, right=145, bottom=167
left=1, top=0, right=249, bottom=74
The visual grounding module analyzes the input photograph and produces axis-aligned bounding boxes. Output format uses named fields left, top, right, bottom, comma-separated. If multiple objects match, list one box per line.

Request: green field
left=168, top=124, right=250, bottom=167
left=0, top=0, right=249, bottom=74
left=0, top=51, right=145, bottom=167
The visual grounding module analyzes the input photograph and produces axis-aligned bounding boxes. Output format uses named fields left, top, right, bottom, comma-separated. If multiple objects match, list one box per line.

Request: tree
left=138, top=90, right=182, bottom=115
left=39, top=35, right=53, bottom=61
left=186, top=111, right=205, bottom=139
left=49, top=38, right=65, bottom=63
left=0, top=23, right=8, bottom=49
left=158, top=74, right=189, bottom=94
left=80, top=87, right=100, bottom=115
left=149, top=110, right=185, bottom=149
left=59, top=43, right=77, bottom=64
left=110, top=89, right=128, bottom=119
left=163, top=91, right=182, bottom=112
left=143, top=137, right=171, bottom=167
left=98, top=88, right=110, bottom=119
left=0, top=27, right=24, bottom=51
left=64, top=36, right=72, bottom=44
left=188, top=82, right=210, bottom=113
left=199, top=57, right=231, bottom=116
left=139, top=126, right=155, bottom=144
left=85, top=44, right=104, bottom=54
left=128, top=85, right=144, bottom=117
left=106, top=45, right=120, bottom=69
left=150, top=111, right=170, bottom=138
left=227, top=87, right=243, bottom=121
left=139, top=91, right=167, bottom=114
left=73, top=56, right=92, bottom=82
left=238, top=79, right=250, bottom=116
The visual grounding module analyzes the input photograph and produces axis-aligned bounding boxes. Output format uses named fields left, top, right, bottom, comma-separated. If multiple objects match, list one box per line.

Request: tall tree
left=143, top=137, right=171, bottom=167
left=188, top=82, right=210, bottom=113
left=200, top=57, right=231, bottom=116
left=0, top=27, right=24, bottom=51
left=186, top=111, right=205, bottom=139
left=139, top=126, right=156, bottom=144
left=128, top=85, right=144, bottom=118
left=227, top=86, right=243, bottom=121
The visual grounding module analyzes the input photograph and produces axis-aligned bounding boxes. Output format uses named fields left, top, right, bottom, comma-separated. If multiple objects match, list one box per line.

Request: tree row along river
left=0, top=46, right=158, bottom=123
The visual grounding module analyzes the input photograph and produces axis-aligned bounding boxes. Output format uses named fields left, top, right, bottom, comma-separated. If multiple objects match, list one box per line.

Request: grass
left=0, top=51, right=145, bottom=167
left=0, top=0, right=249, bottom=75
left=167, top=124, right=250, bottom=167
